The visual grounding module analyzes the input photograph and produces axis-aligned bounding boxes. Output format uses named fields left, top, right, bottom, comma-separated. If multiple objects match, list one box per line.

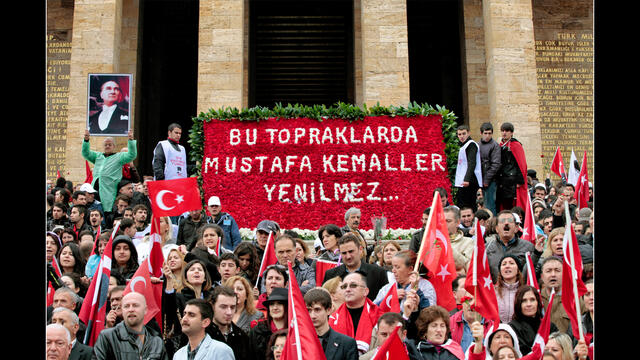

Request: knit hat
left=498, top=253, right=523, bottom=271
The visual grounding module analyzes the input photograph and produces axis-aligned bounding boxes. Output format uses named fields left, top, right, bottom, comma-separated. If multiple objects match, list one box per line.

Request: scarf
left=329, top=298, right=384, bottom=354
left=500, top=137, right=528, bottom=210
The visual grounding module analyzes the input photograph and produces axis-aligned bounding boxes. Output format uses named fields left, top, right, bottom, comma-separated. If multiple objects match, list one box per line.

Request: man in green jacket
left=82, top=129, right=137, bottom=219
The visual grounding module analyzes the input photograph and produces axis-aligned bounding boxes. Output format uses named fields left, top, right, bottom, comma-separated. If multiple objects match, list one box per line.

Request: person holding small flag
left=362, top=312, right=421, bottom=360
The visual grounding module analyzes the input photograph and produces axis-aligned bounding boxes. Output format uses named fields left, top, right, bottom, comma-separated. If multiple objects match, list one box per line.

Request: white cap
left=79, top=183, right=97, bottom=193
left=208, top=196, right=221, bottom=206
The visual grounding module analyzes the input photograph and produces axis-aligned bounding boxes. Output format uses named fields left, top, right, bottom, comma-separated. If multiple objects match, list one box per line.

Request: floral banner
left=201, top=115, right=451, bottom=230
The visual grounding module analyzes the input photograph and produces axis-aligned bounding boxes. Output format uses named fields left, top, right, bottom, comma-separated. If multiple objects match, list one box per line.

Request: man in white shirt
left=88, top=79, right=129, bottom=135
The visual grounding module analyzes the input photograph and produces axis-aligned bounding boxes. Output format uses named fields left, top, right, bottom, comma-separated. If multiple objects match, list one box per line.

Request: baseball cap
left=208, top=196, right=221, bottom=206
left=79, top=183, right=97, bottom=193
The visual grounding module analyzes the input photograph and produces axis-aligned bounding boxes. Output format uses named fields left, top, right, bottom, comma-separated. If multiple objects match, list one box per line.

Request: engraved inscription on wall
left=47, top=33, right=72, bottom=180
left=535, top=32, right=593, bottom=180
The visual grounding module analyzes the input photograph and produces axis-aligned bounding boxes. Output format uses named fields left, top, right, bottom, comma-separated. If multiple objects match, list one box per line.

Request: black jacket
left=70, top=341, right=92, bottom=360
left=91, top=321, right=168, bottom=360
left=321, top=328, right=359, bottom=360
left=508, top=316, right=558, bottom=355
left=322, top=262, right=389, bottom=301
left=247, top=320, right=273, bottom=360
left=206, top=321, right=251, bottom=360
left=177, top=216, right=209, bottom=251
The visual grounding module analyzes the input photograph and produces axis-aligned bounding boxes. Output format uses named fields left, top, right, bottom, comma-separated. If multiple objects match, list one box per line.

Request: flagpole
left=255, top=231, right=273, bottom=288
left=414, top=192, right=439, bottom=273
left=564, top=201, right=584, bottom=342
left=471, top=218, right=482, bottom=324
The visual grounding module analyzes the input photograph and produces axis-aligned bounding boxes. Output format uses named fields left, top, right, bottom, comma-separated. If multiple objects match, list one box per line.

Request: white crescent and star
left=155, top=190, right=185, bottom=211
left=130, top=276, right=147, bottom=292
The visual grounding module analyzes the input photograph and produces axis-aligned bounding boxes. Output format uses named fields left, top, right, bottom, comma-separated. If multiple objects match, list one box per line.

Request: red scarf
left=501, top=138, right=528, bottom=210
left=329, top=298, right=384, bottom=353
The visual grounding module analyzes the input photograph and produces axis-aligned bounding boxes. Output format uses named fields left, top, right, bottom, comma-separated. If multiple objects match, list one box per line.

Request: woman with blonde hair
left=321, top=276, right=345, bottom=313
left=162, top=246, right=186, bottom=292
left=545, top=332, right=574, bottom=360
left=224, top=275, right=264, bottom=333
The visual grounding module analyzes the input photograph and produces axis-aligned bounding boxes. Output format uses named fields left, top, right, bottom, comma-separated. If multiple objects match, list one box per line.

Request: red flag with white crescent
left=78, top=222, right=120, bottom=346
left=122, top=257, right=162, bottom=327
left=562, top=222, right=587, bottom=341
left=147, top=177, right=202, bottom=217
left=280, top=261, right=326, bottom=360
left=416, top=191, right=457, bottom=311
left=530, top=290, right=555, bottom=356
left=371, top=324, right=410, bottom=360
left=464, top=220, right=500, bottom=325
left=378, top=283, right=401, bottom=314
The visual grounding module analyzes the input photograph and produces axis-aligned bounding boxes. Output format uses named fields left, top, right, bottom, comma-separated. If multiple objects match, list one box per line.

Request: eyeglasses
left=340, top=282, right=365, bottom=290
left=271, top=345, right=284, bottom=351
left=498, top=218, right=515, bottom=224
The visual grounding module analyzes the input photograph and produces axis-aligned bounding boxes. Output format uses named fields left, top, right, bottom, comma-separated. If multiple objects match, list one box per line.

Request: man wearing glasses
left=328, top=272, right=385, bottom=355
left=485, top=210, right=543, bottom=281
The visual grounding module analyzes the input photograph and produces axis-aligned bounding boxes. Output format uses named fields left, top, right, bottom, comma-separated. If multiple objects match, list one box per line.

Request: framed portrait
left=87, top=74, right=132, bottom=136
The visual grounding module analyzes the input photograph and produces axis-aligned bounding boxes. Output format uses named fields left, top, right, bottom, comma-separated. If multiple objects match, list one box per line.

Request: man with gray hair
left=47, top=323, right=73, bottom=360
left=51, top=307, right=92, bottom=360
left=341, top=207, right=364, bottom=239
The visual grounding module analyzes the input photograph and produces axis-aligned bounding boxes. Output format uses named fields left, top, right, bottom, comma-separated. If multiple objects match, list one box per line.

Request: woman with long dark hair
left=508, top=285, right=558, bottom=355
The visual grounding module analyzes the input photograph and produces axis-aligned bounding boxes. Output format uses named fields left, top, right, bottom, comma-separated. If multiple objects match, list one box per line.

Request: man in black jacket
left=322, top=233, right=388, bottom=301
left=92, top=292, right=168, bottom=360
left=479, top=122, right=501, bottom=216
left=304, top=288, right=358, bottom=360
left=206, top=286, right=251, bottom=360
left=177, top=209, right=208, bottom=251
left=51, top=307, right=93, bottom=360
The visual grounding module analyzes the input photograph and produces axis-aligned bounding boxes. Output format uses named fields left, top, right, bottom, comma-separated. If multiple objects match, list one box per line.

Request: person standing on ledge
left=152, top=123, right=188, bottom=181
left=82, top=129, right=137, bottom=223
left=454, top=124, right=482, bottom=212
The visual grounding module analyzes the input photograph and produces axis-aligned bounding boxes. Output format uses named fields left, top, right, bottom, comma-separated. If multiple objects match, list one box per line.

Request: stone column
left=483, top=0, right=542, bottom=173
left=65, top=0, right=124, bottom=183
left=461, top=0, right=490, bottom=135
left=197, top=0, right=246, bottom=113
left=359, top=0, right=410, bottom=107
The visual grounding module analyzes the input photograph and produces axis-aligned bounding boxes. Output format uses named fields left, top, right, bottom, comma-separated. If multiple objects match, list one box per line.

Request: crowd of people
left=45, top=122, right=594, bottom=360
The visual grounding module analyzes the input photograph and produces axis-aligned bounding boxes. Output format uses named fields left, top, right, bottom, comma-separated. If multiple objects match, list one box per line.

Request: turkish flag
left=464, top=220, right=500, bottom=325
left=502, top=138, right=528, bottom=210
left=122, top=257, right=162, bottom=327
left=524, top=252, right=539, bottom=291
left=562, top=222, right=587, bottom=341
left=574, top=151, right=590, bottom=209
left=256, top=231, right=278, bottom=287
left=84, top=160, right=93, bottom=184
left=281, top=261, right=327, bottom=360
left=416, top=191, right=457, bottom=311
left=530, top=290, right=555, bottom=357
left=147, top=177, right=202, bottom=216
left=79, top=222, right=120, bottom=346
left=550, top=146, right=567, bottom=182
left=521, top=195, right=537, bottom=244
left=146, top=217, right=165, bottom=278
left=378, top=283, right=401, bottom=313
left=315, top=259, right=338, bottom=285
left=371, top=324, right=409, bottom=360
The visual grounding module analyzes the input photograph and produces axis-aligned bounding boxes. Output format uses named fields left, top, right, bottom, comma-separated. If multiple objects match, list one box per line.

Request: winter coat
left=416, top=339, right=464, bottom=360
left=508, top=316, right=558, bottom=355
left=479, top=138, right=501, bottom=186
left=495, top=281, right=520, bottom=323
left=177, top=216, right=208, bottom=251
left=92, top=321, right=168, bottom=360
left=172, top=334, right=234, bottom=360
left=208, top=212, right=243, bottom=250
left=485, top=237, right=540, bottom=282
left=206, top=321, right=251, bottom=360
left=248, top=320, right=275, bottom=360
left=82, top=139, right=137, bottom=213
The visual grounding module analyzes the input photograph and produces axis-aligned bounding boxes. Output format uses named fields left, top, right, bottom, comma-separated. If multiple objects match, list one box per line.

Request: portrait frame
left=87, top=73, right=132, bottom=136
